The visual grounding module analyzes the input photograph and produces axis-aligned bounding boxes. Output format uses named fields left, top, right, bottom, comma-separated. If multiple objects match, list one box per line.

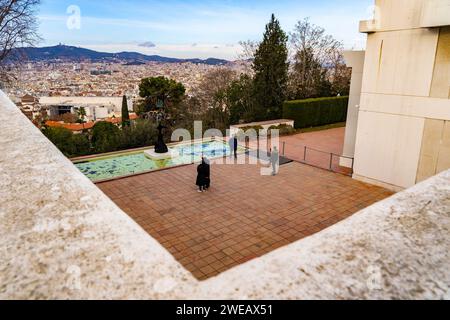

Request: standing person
left=228, top=135, right=235, bottom=158
left=270, top=147, right=280, bottom=176
left=203, top=158, right=211, bottom=191
left=196, top=157, right=210, bottom=192
left=229, top=135, right=238, bottom=159
left=233, top=135, right=238, bottom=159
left=196, top=158, right=206, bottom=193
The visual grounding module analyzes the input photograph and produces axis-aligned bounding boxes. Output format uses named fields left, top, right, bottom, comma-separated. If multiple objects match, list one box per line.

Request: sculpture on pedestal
left=138, top=77, right=186, bottom=158
left=154, top=98, right=169, bottom=154
left=155, top=123, right=169, bottom=154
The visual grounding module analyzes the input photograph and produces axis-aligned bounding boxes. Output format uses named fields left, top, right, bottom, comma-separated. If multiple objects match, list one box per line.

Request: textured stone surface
left=0, top=91, right=196, bottom=299
left=1, top=90, right=449, bottom=299
left=194, top=171, right=450, bottom=299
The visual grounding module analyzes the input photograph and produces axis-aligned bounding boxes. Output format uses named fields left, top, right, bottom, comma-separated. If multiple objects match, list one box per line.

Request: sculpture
left=153, top=97, right=170, bottom=154
left=155, top=123, right=169, bottom=154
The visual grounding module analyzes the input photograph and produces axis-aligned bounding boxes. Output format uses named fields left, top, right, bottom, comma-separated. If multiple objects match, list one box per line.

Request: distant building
left=343, top=0, right=450, bottom=191
left=45, top=114, right=138, bottom=134
left=90, top=70, right=112, bottom=76
left=39, top=96, right=134, bottom=122
left=16, top=94, right=48, bottom=120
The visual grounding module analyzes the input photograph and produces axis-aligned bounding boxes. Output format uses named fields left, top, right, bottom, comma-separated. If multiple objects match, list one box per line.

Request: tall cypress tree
left=121, top=95, right=130, bottom=127
left=252, top=14, right=289, bottom=121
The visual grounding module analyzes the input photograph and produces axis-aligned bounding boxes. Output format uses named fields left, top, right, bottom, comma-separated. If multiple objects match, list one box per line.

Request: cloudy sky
left=38, top=0, right=374, bottom=60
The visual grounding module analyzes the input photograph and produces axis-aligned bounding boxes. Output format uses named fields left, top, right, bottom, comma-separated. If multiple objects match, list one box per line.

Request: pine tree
left=121, top=95, right=130, bottom=127
left=252, top=14, right=289, bottom=121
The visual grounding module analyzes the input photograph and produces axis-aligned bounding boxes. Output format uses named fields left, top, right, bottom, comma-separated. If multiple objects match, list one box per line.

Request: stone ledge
left=1, top=90, right=449, bottom=299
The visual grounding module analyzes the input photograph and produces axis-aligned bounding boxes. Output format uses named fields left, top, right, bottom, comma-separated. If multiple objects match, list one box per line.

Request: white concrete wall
left=40, top=96, right=134, bottom=113
left=361, top=29, right=439, bottom=97
left=354, top=112, right=425, bottom=189
left=94, top=106, right=109, bottom=120
left=353, top=0, right=450, bottom=190
left=421, top=0, right=450, bottom=28
left=360, top=0, right=450, bottom=32
left=342, top=51, right=366, bottom=166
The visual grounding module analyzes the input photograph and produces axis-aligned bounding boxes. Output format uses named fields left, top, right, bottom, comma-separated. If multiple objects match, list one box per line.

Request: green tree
left=0, top=0, right=41, bottom=83
left=227, top=74, right=255, bottom=125
left=70, top=133, right=91, bottom=156
left=194, top=68, right=237, bottom=132
left=76, top=107, right=87, bottom=123
left=91, top=121, right=122, bottom=154
left=170, top=96, right=204, bottom=135
left=252, top=14, right=289, bottom=121
left=121, top=119, right=157, bottom=149
left=137, top=76, right=186, bottom=116
left=121, top=95, right=130, bottom=127
left=288, top=18, right=350, bottom=99
left=42, top=126, right=74, bottom=156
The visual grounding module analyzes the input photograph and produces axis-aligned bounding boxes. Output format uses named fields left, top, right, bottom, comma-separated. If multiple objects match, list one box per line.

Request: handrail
left=279, top=141, right=354, bottom=176
left=277, top=141, right=354, bottom=160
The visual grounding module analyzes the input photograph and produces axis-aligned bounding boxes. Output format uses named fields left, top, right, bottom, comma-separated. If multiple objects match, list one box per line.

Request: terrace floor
left=247, top=126, right=352, bottom=174
left=97, top=154, right=393, bottom=280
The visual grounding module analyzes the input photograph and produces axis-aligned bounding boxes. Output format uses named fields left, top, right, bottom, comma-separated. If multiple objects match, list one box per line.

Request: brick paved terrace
left=97, top=154, right=393, bottom=280
left=245, top=126, right=353, bottom=175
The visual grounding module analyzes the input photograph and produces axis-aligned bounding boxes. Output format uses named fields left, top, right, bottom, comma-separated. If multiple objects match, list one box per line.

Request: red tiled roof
left=45, top=113, right=139, bottom=132
left=45, top=121, right=95, bottom=131
left=106, top=113, right=138, bottom=124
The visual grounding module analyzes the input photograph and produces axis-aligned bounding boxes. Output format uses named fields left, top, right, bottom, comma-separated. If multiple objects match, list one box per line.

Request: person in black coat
left=196, top=157, right=211, bottom=192
left=229, top=135, right=238, bottom=159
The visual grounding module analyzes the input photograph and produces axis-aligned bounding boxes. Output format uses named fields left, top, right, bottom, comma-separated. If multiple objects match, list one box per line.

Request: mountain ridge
left=10, top=45, right=231, bottom=66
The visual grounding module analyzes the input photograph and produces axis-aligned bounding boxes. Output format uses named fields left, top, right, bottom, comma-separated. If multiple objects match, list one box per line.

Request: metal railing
left=233, top=137, right=354, bottom=176
left=280, top=141, right=354, bottom=176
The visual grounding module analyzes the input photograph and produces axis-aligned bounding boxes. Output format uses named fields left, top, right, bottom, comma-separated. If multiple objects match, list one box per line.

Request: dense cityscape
left=5, top=59, right=250, bottom=100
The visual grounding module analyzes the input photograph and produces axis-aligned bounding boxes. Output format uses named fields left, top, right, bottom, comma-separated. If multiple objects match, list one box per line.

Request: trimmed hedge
left=283, top=96, right=349, bottom=129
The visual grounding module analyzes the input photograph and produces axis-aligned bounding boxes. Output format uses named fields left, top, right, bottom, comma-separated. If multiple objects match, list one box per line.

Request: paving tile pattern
left=246, top=127, right=352, bottom=175
left=98, top=157, right=393, bottom=280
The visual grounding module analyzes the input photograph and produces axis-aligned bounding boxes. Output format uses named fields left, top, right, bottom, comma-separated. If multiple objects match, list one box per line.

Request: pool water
left=74, top=140, right=246, bottom=182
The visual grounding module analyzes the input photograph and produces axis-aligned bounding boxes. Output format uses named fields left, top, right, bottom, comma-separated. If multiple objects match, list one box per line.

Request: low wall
left=230, top=119, right=295, bottom=136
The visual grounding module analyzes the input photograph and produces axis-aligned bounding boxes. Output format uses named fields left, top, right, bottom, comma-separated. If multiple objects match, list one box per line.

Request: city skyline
left=38, top=0, right=373, bottom=59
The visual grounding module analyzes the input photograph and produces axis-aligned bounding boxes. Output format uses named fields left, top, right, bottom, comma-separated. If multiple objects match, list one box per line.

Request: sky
left=38, top=0, right=374, bottom=60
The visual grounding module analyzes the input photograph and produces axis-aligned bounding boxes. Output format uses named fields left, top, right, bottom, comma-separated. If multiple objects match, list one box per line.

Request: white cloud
left=38, top=0, right=371, bottom=59
left=82, top=43, right=243, bottom=60
left=138, top=41, right=156, bottom=48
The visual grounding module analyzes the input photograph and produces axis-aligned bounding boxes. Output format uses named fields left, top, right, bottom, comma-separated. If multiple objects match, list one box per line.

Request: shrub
left=42, top=126, right=75, bottom=156
left=70, top=134, right=91, bottom=156
left=236, top=125, right=264, bottom=138
left=121, top=119, right=157, bottom=149
left=268, top=124, right=296, bottom=136
left=282, top=96, right=348, bottom=129
left=92, top=121, right=122, bottom=154
left=42, top=126, right=92, bottom=157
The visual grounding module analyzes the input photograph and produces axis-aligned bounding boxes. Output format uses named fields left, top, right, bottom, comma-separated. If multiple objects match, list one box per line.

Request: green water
left=74, top=140, right=245, bottom=182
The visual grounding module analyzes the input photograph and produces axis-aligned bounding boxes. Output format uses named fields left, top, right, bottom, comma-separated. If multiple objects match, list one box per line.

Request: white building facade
left=344, top=0, right=450, bottom=191
left=39, top=96, right=134, bottom=121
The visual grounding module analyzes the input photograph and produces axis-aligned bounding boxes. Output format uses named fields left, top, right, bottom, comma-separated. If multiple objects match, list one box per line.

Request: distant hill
left=10, top=45, right=230, bottom=66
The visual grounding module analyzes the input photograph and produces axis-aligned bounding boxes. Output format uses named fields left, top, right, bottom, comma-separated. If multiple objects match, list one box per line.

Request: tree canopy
left=252, top=14, right=289, bottom=121
left=0, top=0, right=41, bottom=83
left=121, top=95, right=130, bottom=127
left=138, top=76, right=186, bottom=114
left=91, top=121, right=122, bottom=154
left=288, top=18, right=350, bottom=99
